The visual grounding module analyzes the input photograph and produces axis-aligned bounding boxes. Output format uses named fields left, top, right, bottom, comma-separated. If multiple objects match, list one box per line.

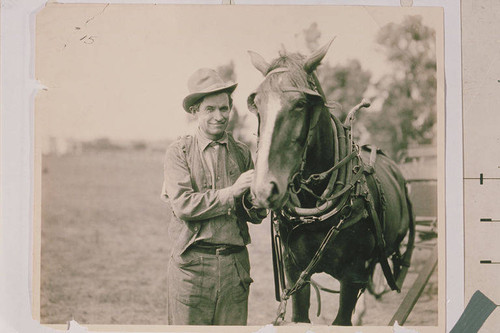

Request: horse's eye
left=295, top=100, right=307, bottom=109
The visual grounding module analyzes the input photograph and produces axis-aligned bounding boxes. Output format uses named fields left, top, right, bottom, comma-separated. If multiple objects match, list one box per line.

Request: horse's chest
left=286, top=221, right=375, bottom=276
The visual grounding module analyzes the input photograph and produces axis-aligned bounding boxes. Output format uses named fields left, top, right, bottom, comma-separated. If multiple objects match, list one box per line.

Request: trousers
left=167, top=246, right=253, bottom=325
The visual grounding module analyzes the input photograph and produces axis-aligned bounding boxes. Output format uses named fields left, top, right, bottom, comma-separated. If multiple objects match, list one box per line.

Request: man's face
left=196, top=92, right=231, bottom=139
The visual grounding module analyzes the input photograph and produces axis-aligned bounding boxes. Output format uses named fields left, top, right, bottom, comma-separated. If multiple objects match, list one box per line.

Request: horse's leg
left=352, top=292, right=366, bottom=325
left=332, top=281, right=363, bottom=326
left=291, top=284, right=311, bottom=323
left=286, top=266, right=311, bottom=323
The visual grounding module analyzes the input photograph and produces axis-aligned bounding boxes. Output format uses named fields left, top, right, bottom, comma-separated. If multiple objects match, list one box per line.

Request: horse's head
left=248, top=40, right=333, bottom=209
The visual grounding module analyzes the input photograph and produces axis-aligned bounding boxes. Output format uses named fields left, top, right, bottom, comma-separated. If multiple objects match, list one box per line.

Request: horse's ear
left=303, top=37, right=335, bottom=73
left=248, top=50, right=270, bottom=76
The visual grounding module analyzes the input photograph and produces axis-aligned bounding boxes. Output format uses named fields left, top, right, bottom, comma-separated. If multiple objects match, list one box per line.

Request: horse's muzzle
left=253, top=180, right=283, bottom=209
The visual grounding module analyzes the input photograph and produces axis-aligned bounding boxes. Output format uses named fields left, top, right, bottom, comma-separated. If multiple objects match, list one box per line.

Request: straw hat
left=183, top=68, right=238, bottom=112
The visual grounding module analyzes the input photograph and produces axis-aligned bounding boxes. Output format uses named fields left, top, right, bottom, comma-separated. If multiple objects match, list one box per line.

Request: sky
left=36, top=4, right=442, bottom=142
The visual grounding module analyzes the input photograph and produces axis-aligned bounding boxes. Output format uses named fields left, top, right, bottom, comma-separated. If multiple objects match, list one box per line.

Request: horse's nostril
left=270, top=181, right=279, bottom=197
left=254, top=179, right=281, bottom=208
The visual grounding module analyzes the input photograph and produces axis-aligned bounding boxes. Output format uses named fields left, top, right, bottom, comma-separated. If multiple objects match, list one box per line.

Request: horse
left=247, top=40, right=415, bottom=326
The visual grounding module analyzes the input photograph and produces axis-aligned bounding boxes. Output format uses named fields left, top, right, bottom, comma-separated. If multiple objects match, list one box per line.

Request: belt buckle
left=216, top=246, right=229, bottom=255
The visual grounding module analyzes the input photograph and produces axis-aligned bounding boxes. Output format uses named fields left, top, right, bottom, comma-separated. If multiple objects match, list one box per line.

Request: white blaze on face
left=254, top=92, right=282, bottom=198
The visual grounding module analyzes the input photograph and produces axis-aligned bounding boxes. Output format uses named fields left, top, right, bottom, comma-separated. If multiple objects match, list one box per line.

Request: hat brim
left=183, top=83, right=238, bottom=113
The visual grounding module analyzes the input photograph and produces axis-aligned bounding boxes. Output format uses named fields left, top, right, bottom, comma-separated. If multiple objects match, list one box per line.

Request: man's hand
left=230, top=170, right=254, bottom=198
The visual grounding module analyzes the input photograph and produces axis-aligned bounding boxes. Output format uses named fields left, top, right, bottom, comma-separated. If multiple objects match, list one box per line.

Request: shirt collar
left=196, top=127, right=228, bottom=151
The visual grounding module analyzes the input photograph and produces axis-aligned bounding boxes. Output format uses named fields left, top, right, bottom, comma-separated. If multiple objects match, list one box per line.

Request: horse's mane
left=267, top=53, right=305, bottom=73
left=260, top=53, right=312, bottom=95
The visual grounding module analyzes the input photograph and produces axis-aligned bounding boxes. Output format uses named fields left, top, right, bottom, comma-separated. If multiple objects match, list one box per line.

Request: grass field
left=40, top=151, right=437, bottom=326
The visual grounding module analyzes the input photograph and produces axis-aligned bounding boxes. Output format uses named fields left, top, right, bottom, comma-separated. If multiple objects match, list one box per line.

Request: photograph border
left=33, top=3, right=445, bottom=332
left=0, top=1, right=463, bottom=333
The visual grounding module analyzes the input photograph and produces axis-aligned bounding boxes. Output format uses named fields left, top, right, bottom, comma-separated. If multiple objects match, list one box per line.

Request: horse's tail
left=394, top=182, right=416, bottom=289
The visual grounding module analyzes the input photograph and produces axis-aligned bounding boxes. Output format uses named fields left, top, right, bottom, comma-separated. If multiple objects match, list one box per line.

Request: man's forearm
left=169, top=187, right=236, bottom=221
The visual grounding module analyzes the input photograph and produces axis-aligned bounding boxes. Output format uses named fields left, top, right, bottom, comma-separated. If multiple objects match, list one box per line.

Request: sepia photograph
left=34, top=4, right=444, bottom=330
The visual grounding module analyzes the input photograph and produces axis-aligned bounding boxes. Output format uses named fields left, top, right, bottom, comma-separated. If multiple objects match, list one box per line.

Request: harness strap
left=284, top=163, right=365, bottom=221
left=266, top=68, right=324, bottom=99
left=282, top=220, right=344, bottom=296
left=363, top=175, right=400, bottom=292
left=323, top=114, right=349, bottom=203
left=303, top=150, right=358, bottom=185
left=362, top=146, right=399, bottom=292
left=311, top=71, right=327, bottom=102
left=266, top=67, right=289, bottom=76
left=271, top=213, right=284, bottom=302
left=282, top=87, right=322, bottom=98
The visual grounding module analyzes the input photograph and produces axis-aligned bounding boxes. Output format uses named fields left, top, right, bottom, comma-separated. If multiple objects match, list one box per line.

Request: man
left=162, top=68, right=266, bottom=325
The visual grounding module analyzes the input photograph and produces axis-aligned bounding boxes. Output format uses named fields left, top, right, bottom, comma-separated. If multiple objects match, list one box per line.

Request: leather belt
left=190, top=242, right=245, bottom=256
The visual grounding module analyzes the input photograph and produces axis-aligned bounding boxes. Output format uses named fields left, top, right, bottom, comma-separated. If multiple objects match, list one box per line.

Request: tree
left=303, top=22, right=321, bottom=53
left=366, top=15, right=436, bottom=161
left=300, top=23, right=372, bottom=122
left=318, top=60, right=372, bottom=122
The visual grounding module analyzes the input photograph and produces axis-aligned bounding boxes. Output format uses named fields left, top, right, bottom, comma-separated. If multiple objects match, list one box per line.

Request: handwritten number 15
left=80, top=35, right=96, bottom=44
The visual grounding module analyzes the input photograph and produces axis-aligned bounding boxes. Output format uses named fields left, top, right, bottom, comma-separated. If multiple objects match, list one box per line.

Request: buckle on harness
left=289, top=172, right=302, bottom=194
left=300, top=216, right=320, bottom=224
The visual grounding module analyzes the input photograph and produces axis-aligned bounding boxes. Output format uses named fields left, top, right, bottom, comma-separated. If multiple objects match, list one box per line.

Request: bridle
left=256, top=66, right=364, bottom=225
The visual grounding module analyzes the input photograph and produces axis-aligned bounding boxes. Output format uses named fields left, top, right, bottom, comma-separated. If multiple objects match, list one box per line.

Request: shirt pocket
left=227, top=157, right=241, bottom=184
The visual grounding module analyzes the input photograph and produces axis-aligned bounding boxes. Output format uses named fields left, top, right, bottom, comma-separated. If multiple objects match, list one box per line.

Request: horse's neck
left=303, top=108, right=335, bottom=179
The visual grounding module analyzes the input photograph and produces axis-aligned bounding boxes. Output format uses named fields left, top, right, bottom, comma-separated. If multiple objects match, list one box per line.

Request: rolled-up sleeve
left=162, top=142, right=234, bottom=222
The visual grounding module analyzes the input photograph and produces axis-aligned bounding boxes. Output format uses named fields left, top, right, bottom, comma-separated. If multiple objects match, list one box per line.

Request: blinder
left=247, top=92, right=258, bottom=114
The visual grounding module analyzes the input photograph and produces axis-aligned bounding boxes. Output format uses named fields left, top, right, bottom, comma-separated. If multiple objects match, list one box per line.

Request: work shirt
left=162, top=129, right=262, bottom=258
left=195, top=130, right=244, bottom=246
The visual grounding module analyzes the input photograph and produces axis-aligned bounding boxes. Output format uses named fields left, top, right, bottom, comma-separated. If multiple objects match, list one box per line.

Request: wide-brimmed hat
left=183, top=68, right=238, bottom=113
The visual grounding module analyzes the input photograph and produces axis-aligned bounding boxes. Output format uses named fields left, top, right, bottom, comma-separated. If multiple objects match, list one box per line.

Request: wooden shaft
left=389, top=246, right=438, bottom=326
